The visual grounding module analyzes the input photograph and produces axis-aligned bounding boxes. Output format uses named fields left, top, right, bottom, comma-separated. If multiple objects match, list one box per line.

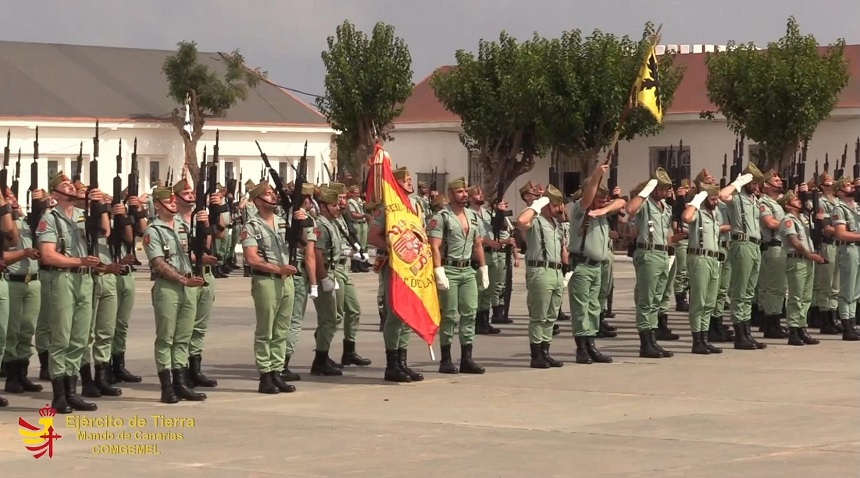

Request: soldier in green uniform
left=757, top=171, right=789, bottom=338
left=242, top=179, right=257, bottom=278
left=567, top=166, right=623, bottom=365
left=240, top=181, right=300, bottom=394
left=490, top=198, right=518, bottom=325
left=428, top=177, right=489, bottom=374
left=777, top=190, right=826, bottom=345
left=719, top=165, right=767, bottom=350
left=828, top=177, right=860, bottom=341
left=469, top=186, right=502, bottom=335
left=347, top=185, right=369, bottom=272
left=0, top=190, right=23, bottom=406
left=36, top=172, right=106, bottom=413
left=812, top=172, right=842, bottom=333
left=681, top=183, right=726, bottom=355
left=368, top=167, right=426, bottom=383
left=307, top=187, right=346, bottom=376
left=625, top=168, right=678, bottom=358
left=33, top=189, right=54, bottom=381
left=142, top=187, right=208, bottom=404
left=671, top=179, right=691, bottom=312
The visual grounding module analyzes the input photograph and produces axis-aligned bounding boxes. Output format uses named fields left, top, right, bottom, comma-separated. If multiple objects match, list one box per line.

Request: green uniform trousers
left=286, top=271, right=308, bottom=358
left=229, top=226, right=241, bottom=262
left=813, top=243, right=839, bottom=310
left=633, top=249, right=669, bottom=331
left=673, top=239, right=689, bottom=295
left=355, top=222, right=368, bottom=250
left=380, top=265, right=413, bottom=349
left=312, top=281, right=338, bottom=352
left=687, top=254, right=720, bottom=332
left=526, top=266, right=562, bottom=343
left=35, top=270, right=56, bottom=353
left=714, top=246, right=731, bottom=314
left=439, top=265, right=478, bottom=346
left=85, top=274, right=118, bottom=365
left=757, top=246, right=786, bottom=316
left=728, top=241, right=761, bottom=324
left=598, top=254, right=613, bottom=310
left=335, top=267, right=361, bottom=342
left=48, top=271, right=94, bottom=378
left=0, top=279, right=7, bottom=363
left=786, top=257, right=814, bottom=327
left=478, top=251, right=504, bottom=310
left=660, top=253, right=677, bottom=314
left=837, top=245, right=860, bottom=320
left=112, top=274, right=135, bottom=354
left=151, top=279, right=199, bottom=372
left=568, top=262, right=601, bottom=337
left=252, top=275, right=294, bottom=373
left=4, top=279, right=41, bottom=361
left=189, top=270, right=215, bottom=356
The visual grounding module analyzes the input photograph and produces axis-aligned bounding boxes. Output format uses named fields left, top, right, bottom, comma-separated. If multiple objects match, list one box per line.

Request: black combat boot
left=188, top=355, right=218, bottom=387
left=638, top=331, right=661, bottom=359
left=574, top=337, right=593, bottom=364
left=744, top=321, right=767, bottom=349
left=558, top=310, right=570, bottom=322
left=341, top=340, right=372, bottom=366
left=50, top=377, right=72, bottom=413
left=80, top=363, right=101, bottom=398
left=798, top=327, right=820, bottom=345
left=281, top=356, right=301, bottom=382
left=258, top=372, right=279, bottom=394
left=751, top=304, right=762, bottom=327
left=841, top=319, right=860, bottom=341
left=529, top=343, right=550, bottom=369
left=733, top=322, right=756, bottom=350
left=604, top=309, right=616, bottom=319
left=459, top=344, right=485, bottom=374
left=655, top=314, right=679, bottom=341
left=601, top=310, right=617, bottom=330
left=17, top=360, right=44, bottom=392
left=650, top=329, right=675, bottom=357
left=476, top=310, right=501, bottom=335
left=0, top=361, right=5, bottom=378
left=708, top=317, right=727, bottom=343
left=172, top=368, right=207, bottom=400
left=310, top=350, right=343, bottom=376
left=65, top=375, right=98, bottom=411
left=110, top=352, right=142, bottom=383
left=271, top=371, right=296, bottom=393
left=384, top=350, right=411, bottom=382
left=552, top=324, right=561, bottom=336
left=541, top=342, right=564, bottom=367
left=787, top=327, right=805, bottom=346
left=158, top=369, right=179, bottom=404
left=675, top=293, right=689, bottom=312
left=807, top=306, right=821, bottom=328
left=94, top=364, right=122, bottom=396
left=438, top=344, right=458, bottom=374
left=38, top=350, right=50, bottom=381
left=691, top=331, right=710, bottom=355
left=820, top=310, right=840, bottom=334
left=764, top=315, right=789, bottom=339
left=491, top=304, right=512, bottom=324
left=4, top=361, right=21, bottom=393
left=243, top=264, right=251, bottom=277
left=397, top=348, right=423, bottom=381
left=701, top=330, right=723, bottom=354
left=596, top=314, right=618, bottom=338
left=585, top=337, right=612, bottom=363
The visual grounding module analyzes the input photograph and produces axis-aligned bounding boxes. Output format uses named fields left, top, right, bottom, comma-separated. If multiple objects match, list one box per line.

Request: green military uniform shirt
left=726, top=191, right=762, bottom=239
left=36, top=207, right=88, bottom=257
left=427, top=206, right=483, bottom=261
left=524, top=215, right=563, bottom=263
left=830, top=202, right=859, bottom=234
left=569, top=199, right=610, bottom=262
left=314, top=216, right=343, bottom=268
left=7, top=218, right=39, bottom=275
left=779, top=213, right=813, bottom=253
left=143, top=218, right=193, bottom=274
left=347, top=198, right=364, bottom=222
left=820, top=195, right=841, bottom=228
left=759, top=195, right=785, bottom=243
left=634, top=197, right=672, bottom=246
left=240, top=214, right=290, bottom=266
left=717, top=202, right=731, bottom=244
left=688, top=208, right=723, bottom=252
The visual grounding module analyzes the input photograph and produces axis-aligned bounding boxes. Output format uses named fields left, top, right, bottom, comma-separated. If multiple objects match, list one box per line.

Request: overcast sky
left=4, top=0, right=858, bottom=106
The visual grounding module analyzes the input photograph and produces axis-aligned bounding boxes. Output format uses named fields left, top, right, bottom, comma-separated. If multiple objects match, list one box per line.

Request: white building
left=0, top=41, right=337, bottom=199
left=388, top=44, right=860, bottom=212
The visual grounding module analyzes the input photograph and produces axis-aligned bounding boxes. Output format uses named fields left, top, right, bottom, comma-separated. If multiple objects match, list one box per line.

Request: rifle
left=255, top=140, right=311, bottom=272
left=27, top=127, right=42, bottom=237
left=837, top=143, right=847, bottom=179
left=1, top=130, right=9, bottom=196
left=854, top=137, right=860, bottom=201
left=810, top=156, right=826, bottom=262
left=323, top=162, right=366, bottom=261
left=189, top=145, right=215, bottom=284
left=166, top=167, right=174, bottom=188
left=12, top=147, right=20, bottom=199
left=84, top=120, right=103, bottom=258
left=605, top=142, right=619, bottom=316
left=491, top=180, right=514, bottom=321
left=720, top=153, right=727, bottom=189
left=110, top=141, right=124, bottom=262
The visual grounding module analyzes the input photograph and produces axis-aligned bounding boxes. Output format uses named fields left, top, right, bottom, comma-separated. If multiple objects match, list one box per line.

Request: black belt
left=41, top=266, right=90, bottom=274
left=822, top=237, right=835, bottom=245
left=719, top=240, right=730, bottom=249
left=119, top=266, right=131, bottom=276
left=526, top=260, right=563, bottom=270
left=730, top=234, right=761, bottom=245
left=636, top=243, right=672, bottom=253
left=353, top=220, right=366, bottom=224
left=155, top=273, right=193, bottom=280
left=787, top=252, right=808, bottom=260
left=687, top=248, right=725, bottom=261
left=570, top=255, right=606, bottom=267
left=6, top=274, right=38, bottom=283
left=483, top=247, right=494, bottom=254
left=252, top=270, right=287, bottom=280
left=444, top=259, right=472, bottom=268
left=835, top=240, right=858, bottom=246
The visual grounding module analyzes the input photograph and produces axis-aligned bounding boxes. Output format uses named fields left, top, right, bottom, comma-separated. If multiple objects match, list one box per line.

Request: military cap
left=152, top=187, right=174, bottom=201
left=431, top=195, right=449, bottom=208
left=570, top=189, right=583, bottom=201
left=595, top=184, right=610, bottom=198
left=652, top=168, right=673, bottom=187
left=777, top=190, right=796, bottom=207
left=693, top=169, right=710, bottom=185
left=418, top=181, right=428, bottom=189
left=763, top=170, right=779, bottom=183
left=630, top=179, right=649, bottom=197
left=699, top=182, right=719, bottom=198
left=329, top=182, right=347, bottom=195
left=467, top=185, right=481, bottom=195
left=172, top=178, right=190, bottom=194
left=319, top=187, right=340, bottom=205
left=518, top=181, right=538, bottom=196
left=679, top=178, right=692, bottom=189
left=835, top=176, right=853, bottom=190
left=543, top=184, right=565, bottom=205
left=742, top=163, right=764, bottom=182
left=818, top=171, right=833, bottom=186
left=301, top=182, right=316, bottom=196
left=152, top=179, right=164, bottom=188
left=73, top=179, right=87, bottom=191
left=348, top=185, right=360, bottom=194
left=49, top=172, right=71, bottom=190
left=448, top=177, right=467, bottom=190
left=245, top=179, right=256, bottom=189
left=393, top=167, right=410, bottom=181
left=248, top=181, right=271, bottom=200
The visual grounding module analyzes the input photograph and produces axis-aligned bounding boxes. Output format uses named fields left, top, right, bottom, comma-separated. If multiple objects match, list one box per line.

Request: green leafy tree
left=162, top=41, right=264, bottom=182
left=431, top=32, right=551, bottom=197
left=703, top=16, right=850, bottom=169
left=317, top=21, right=414, bottom=176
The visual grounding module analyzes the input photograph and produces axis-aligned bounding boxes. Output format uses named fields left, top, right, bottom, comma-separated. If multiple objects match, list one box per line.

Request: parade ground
left=1, top=257, right=858, bottom=477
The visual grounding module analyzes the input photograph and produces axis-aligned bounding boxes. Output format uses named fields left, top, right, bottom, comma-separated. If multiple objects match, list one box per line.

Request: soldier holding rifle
left=827, top=176, right=860, bottom=341
left=757, top=170, right=789, bottom=339
left=469, top=185, right=502, bottom=335
left=811, top=171, right=841, bottom=334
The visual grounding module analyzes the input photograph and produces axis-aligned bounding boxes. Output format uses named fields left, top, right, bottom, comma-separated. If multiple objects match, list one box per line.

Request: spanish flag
left=634, top=45, right=663, bottom=123
left=366, top=144, right=441, bottom=345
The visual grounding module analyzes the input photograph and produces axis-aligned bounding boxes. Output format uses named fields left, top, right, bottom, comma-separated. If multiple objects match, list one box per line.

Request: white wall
left=385, top=129, right=468, bottom=179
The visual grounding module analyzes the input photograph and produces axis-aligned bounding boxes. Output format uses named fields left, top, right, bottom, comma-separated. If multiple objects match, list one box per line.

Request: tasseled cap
left=248, top=181, right=271, bottom=200
left=762, top=170, right=779, bottom=183
left=467, top=185, right=481, bottom=195
left=543, top=184, right=565, bottom=205
left=245, top=179, right=256, bottom=189
left=694, top=168, right=710, bottom=185
left=630, top=179, right=649, bottom=197
left=418, top=181, right=428, bottom=188
left=74, top=179, right=87, bottom=191
left=835, top=176, right=853, bottom=190
left=742, top=163, right=764, bottom=183
left=818, top=171, right=833, bottom=186
left=448, top=177, right=467, bottom=190
left=777, top=190, right=796, bottom=207
left=319, top=187, right=340, bottom=205
left=393, top=167, right=409, bottom=181
left=172, top=179, right=191, bottom=194
left=679, top=178, right=692, bottom=189
left=49, top=172, right=70, bottom=190
left=328, top=182, right=347, bottom=195
left=152, top=187, right=174, bottom=201
left=349, top=185, right=360, bottom=194
left=431, top=195, right=449, bottom=208
left=699, top=182, right=719, bottom=198
left=519, top=181, right=538, bottom=196
left=301, top=183, right=316, bottom=196
left=652, top=168, right=673, bottom=187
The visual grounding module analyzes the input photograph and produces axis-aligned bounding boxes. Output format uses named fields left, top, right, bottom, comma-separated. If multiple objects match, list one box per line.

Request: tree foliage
left=317, top=21, right=414, bottom=175
left=703, top=16, right=850, bottom=169
left=163, top=41, right=264, bottom=181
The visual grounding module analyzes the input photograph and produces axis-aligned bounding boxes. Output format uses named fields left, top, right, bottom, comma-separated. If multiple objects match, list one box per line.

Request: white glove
left=563, top=271, right=573, bottom=288
left=731, top=173, right=753, bottom=190
left=528, top=196, right=551, bottom=214
left=638, top=179, right=659, bottom=199
left=309, top=285, right=319, bottom=299
left=478, top=265, right=489, bottom=290
left=434, top=266, right=449, bottom=291
left=320, top=277, right=336, bottom=293
left=689, top=191, right=708, bottom=210
left=333, top=279, right=340, bottom=291
left=352, top=252, right=364, bottom=261
left=341, top=249, right=354, bottom=258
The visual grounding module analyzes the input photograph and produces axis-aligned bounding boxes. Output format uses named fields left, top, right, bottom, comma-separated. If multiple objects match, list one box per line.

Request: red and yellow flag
left=366, top=143, right=441, bottom=345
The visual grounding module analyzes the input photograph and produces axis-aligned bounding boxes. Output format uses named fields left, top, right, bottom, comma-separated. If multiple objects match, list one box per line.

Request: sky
left=4, top=0, right=859, bottom=108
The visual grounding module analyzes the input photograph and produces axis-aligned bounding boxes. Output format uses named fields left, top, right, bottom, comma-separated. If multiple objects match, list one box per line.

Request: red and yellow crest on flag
left=366, top=143, right=441, bottom=345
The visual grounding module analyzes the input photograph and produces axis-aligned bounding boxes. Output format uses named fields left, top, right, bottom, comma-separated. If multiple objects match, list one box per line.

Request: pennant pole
left=428, top=344, right=435, bottom=362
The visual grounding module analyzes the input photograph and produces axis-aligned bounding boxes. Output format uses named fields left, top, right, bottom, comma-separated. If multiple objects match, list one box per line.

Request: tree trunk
left=481, top=155, right=534, bottom=203
left=183, top=136, right=200, bottom=184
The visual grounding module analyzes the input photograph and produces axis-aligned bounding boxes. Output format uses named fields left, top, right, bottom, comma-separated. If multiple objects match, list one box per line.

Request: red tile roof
left=396, top=45, right=860, bottom=124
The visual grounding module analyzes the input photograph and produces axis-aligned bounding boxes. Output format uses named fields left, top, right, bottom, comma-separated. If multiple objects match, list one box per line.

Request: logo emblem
left=19, top=404, right=62, bottom=459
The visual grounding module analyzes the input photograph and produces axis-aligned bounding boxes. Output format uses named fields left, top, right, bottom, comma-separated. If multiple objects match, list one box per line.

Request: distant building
left=388, top=44, right=860, bottom=212
left=0, top=40, right=336, bottom=197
